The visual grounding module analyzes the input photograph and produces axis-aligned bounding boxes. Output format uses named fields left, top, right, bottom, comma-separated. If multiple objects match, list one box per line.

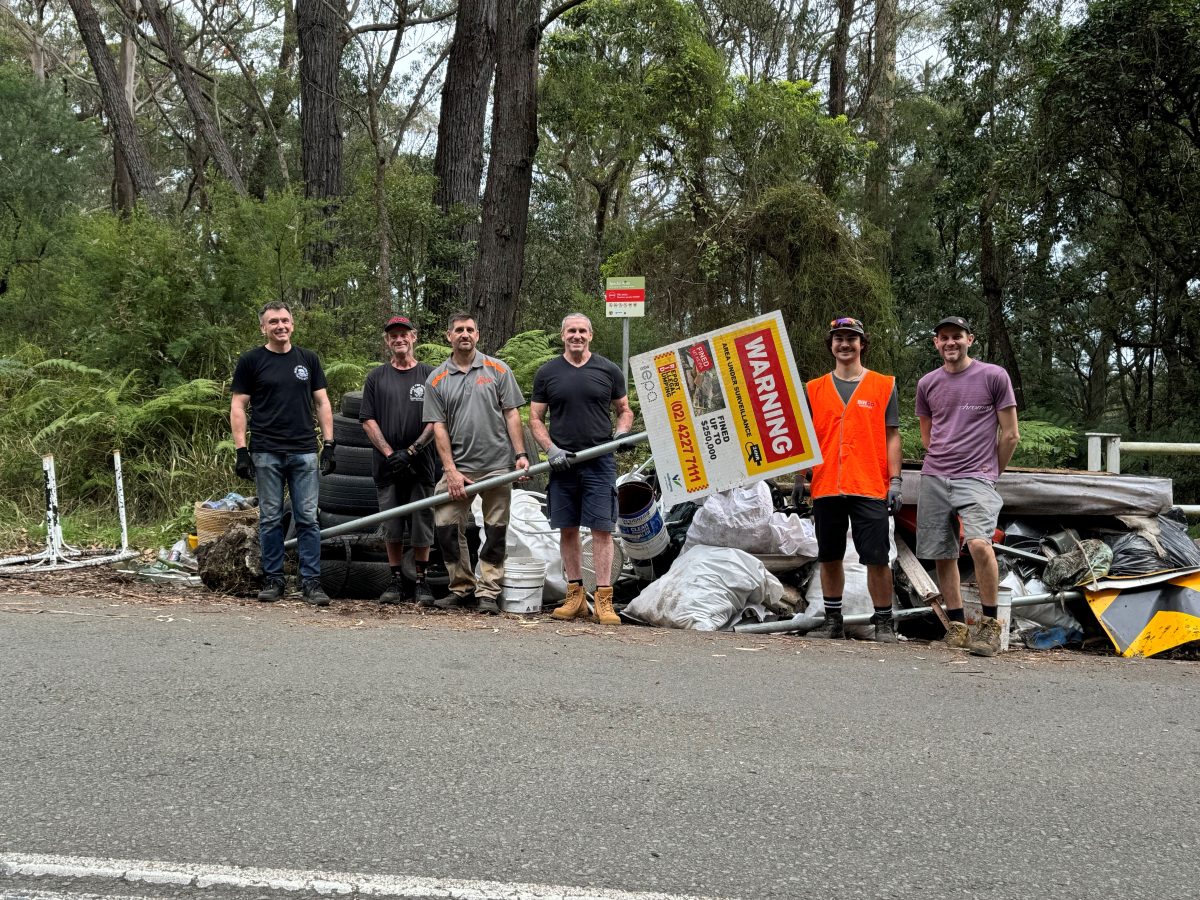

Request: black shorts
left=547, top=455, right=618, bottom=531
left=812, top=495, right=890, bottom=567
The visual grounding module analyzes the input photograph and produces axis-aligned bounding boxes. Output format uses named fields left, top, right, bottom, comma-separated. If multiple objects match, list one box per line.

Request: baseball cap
left=828, top=316, right=866, bottom=336
left=384, top=315, right=416, bottom=331
left=933, top=316, right=972, bottom=334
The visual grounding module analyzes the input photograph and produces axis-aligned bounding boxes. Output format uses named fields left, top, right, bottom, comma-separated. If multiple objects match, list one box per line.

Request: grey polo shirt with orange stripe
left=423, top=351, right=525, bottom=473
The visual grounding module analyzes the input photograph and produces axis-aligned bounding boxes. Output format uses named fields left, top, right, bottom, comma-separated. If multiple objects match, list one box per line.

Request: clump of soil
left=196, top=523, right=262, bottom=596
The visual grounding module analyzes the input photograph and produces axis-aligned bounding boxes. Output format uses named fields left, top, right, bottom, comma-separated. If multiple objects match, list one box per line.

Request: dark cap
left=384, top=315, right=416, bottom=332
left=933, top=316, right=972, bottom=334
left=828, top=316, right=866, bottom=336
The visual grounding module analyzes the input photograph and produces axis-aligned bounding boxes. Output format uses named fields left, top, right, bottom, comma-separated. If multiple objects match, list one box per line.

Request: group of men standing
left=230, top=302, right=1019, bottom=655
left=231, top=305, right=631, bottom=624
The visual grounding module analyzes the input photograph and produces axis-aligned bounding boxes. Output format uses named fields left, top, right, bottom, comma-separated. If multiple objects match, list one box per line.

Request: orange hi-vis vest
left=805, top=369, right=894, bottom=500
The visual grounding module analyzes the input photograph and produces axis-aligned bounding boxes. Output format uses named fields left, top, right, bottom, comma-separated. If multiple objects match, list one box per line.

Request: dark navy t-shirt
left=231, top=345, right=327, bottom=453
left=531, top=354, right=626, bottom=452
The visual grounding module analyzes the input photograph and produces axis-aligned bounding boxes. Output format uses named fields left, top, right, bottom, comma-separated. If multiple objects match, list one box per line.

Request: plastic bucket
left=961, top=585, right=1013, bottom=652
left=501, top=557, right=547, bottom=614
left=617, top=480, right=668, bottom=561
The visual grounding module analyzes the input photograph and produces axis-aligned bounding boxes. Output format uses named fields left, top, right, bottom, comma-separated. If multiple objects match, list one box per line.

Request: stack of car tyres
left=318, top=390, right=449, bottom=600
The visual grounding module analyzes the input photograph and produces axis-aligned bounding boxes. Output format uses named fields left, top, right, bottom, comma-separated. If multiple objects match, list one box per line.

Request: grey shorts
left=916, top=476, right=1003, bottom=559
left=375, top=480, right=434, bottom=545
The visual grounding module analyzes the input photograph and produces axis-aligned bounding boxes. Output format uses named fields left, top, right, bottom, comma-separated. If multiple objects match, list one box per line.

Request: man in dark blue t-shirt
left=231, top=302, right=335, bottom=605
left=530, top=313, right=633, bottom=626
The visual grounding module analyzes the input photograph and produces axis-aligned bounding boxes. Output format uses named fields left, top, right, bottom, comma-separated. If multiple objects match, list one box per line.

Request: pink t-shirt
left=915, top=360, right=1016, bottom=482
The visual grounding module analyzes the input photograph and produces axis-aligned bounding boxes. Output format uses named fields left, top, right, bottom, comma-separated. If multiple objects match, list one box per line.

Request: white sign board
left=630, top=311, right=821, bottom=509
left=605, top=276, right=645, bottom=318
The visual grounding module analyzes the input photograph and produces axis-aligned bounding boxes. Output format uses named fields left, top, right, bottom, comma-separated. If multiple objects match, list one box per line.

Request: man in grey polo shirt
left=424, top=312, right=529, bottom=613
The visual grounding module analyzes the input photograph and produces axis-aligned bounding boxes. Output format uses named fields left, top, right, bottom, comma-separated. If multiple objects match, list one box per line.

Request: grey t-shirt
left=423, top=351, right=525, bottom=473
left=832, top=375, right=901, bottom=427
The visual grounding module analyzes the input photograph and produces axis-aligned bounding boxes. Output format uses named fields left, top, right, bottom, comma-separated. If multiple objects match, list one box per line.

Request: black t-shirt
left=360, top=361, right=437, bottom=485
left=231, top=345, right=327, bottom=453
left=531, top=354, right=626, bottom=452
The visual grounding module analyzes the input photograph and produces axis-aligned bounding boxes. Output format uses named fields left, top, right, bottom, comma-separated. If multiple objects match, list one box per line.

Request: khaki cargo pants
left=433, top=470, right=512, bottom=600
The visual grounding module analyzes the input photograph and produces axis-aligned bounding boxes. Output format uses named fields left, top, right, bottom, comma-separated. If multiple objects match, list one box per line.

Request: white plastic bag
left=771, top=513, right=818, bottom=558
left=683, top=482, right=775, bottom=555
left=623, top=546, right=784, bottom=631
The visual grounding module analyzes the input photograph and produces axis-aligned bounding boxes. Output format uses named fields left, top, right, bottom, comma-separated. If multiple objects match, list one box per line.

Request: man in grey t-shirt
left=915, top=316, right=1020, bottom=656
left=423, top=312, right=528, bottom=613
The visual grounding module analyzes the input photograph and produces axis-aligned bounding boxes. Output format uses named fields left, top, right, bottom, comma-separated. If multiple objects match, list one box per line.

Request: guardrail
left=1085, top=432, right=1200, bottom=517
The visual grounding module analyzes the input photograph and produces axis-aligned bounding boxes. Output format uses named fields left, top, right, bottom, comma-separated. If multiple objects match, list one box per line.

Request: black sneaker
left=302, top=579, right=331, bottom=607
left=811, top=609, right=845, bottom=639
left=872, top=610, right=899, bottom=644
left=257, top=578, right=285, bottom=602
left=434, top=591, right=472, bottom=610
left=379, top=576, right=405, bottom=605
left=414, top=580, right=436, bottom=608
left=476, top=593, right=501, bottom=615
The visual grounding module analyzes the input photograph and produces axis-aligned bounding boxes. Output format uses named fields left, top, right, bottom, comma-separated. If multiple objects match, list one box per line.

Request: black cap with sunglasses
left=828, top=316, right=866, bottom=336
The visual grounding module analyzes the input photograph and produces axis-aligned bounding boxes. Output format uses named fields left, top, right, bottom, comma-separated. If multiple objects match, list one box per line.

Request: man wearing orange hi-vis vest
left=800, top=316, right=903, bottom=642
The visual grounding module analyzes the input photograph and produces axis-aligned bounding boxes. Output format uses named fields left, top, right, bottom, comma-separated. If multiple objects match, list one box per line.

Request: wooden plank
left=895, top=532, right=950, bottom=629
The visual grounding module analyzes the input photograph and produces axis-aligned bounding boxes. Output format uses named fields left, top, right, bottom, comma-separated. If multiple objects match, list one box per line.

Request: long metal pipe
left=733, top=590, right=1085, bottom=634
left=285, top=431, right=651, bottom=548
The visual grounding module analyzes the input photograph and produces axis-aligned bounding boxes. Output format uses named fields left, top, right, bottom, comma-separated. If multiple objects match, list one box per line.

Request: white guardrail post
left=1085, top=432, right=1200, bottom=517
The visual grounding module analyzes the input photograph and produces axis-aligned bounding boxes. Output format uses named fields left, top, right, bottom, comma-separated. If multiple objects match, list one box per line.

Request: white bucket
left=961, top=585, right=1013, bottom=651
left=501, top=557, right=547, bottom=614
left=617, top=480, right=668, bottom=561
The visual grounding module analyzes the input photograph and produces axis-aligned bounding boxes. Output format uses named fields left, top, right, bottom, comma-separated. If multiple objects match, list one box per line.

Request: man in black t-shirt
left=231, top=302, right=335, bottom=606
left=360, top=316, right=437, bottom=607
left=530, top=313, right=634, bottom=626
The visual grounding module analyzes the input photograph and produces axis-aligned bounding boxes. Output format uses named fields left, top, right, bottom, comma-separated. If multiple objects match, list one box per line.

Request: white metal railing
left=1085, top=432, right=1200, bottom=517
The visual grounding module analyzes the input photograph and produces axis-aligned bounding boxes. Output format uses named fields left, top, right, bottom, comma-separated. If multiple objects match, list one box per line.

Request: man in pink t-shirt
left=915, top=316, right=1020, bottom=656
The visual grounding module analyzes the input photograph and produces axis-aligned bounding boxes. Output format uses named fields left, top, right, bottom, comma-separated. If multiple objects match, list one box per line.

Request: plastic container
left=961, top=584, right=1013, bottom=651
left=501, top=557, right=547, bottom=614
left=616, top=479, right=668, bottom=560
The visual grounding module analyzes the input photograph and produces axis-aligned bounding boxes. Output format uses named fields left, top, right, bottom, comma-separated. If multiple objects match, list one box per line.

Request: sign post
left=605, top=276, right=645, bottom=391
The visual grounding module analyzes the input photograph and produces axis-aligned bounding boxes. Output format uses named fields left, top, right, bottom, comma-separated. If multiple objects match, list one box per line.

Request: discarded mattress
left=899, top=471, right=1173, bottom=517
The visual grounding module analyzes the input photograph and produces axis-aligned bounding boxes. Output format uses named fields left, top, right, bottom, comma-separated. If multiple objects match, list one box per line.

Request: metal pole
left=113, top=450, right=129, bottom=552
left=621, top=318, right=630, bottom=394
left=287, top=431, right=652, bottom=548
left=733, top=590, right=1085, bottom=634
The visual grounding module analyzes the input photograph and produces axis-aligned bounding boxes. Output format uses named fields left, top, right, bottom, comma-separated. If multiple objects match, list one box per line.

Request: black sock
left=982, top=604, right=998, bottom=620
left=824, top=595, right=842, bottom=613
left=948, top=607, right=966, bottom=624
left=569, top=578, right=583, bottom=586
left=390, top=564, right=403, bottom=578
left=415, top=560, right=427, bottom=582
left=873, top=605, right=892, bottom=618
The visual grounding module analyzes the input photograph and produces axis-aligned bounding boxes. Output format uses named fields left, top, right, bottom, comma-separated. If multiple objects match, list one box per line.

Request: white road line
left=0, top=853, right=726, bottom=900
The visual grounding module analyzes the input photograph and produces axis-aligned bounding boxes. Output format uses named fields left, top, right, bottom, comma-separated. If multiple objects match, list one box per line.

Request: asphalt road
left=1, top=591, right=1198, bottom=900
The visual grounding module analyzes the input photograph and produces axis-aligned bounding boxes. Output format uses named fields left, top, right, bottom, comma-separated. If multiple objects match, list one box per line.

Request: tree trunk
left=67, top=0, right=157, bottom=200
left=468, top=0, right=539, bottom=347
left=979, top=196, right=1024, bottom=409
left=827, top=0, right=854, bottom=119
left=113, top=0, right=137, bottom=215
left=428, top=0, right=497, bottom=324
left=297, top=0, right=345, bottom=306
left=863, top=0, right=896, bottom=226
left=142, top=0, right=246, bottom=195
left=247, top=0, right=297, bottom=199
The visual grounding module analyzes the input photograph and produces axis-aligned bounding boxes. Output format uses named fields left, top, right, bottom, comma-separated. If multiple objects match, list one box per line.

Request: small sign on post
left=605, top=276, right=645, bottom=318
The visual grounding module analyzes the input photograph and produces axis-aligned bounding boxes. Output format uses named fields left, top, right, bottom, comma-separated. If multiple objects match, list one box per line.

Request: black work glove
left=546, top=444, right=573, bottom=473
left=320, top=440, right=337, bottom=476
left=886, top=478, right=903, bottom=515
left=387, top=448, right=414, bottom=475
left=235, top=447, right=255, bottom=481
left=613, top=430, right=635, bottom=452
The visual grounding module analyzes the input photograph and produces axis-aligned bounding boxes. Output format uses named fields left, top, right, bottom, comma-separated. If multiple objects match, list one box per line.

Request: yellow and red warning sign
left=631, top=312, right=820, bottom=508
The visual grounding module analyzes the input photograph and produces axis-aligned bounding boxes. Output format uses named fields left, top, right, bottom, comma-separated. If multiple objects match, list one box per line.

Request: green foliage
left=899, top=411, right=1077, bottom=470
left=497, top=331, right=558, bottom=395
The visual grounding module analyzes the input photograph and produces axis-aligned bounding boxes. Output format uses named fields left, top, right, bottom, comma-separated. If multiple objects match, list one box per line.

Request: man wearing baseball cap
left=916, top=316, right=1020, bottom=656
left=359, top=315, right=438, bottom=606
left=802, top=316, right=902, bottom=642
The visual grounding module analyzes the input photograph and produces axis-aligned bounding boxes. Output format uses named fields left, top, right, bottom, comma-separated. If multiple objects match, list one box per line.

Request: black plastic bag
left=1104, top=512, right=1200, bottom=577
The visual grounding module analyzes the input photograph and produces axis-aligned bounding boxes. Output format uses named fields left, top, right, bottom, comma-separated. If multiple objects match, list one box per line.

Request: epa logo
left=294, top=365, right=310, bottom=381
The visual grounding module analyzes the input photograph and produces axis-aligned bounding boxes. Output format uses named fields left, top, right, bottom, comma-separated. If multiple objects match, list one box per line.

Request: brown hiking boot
left=968, top=616, right=1003, bottom=657
left=593, top=586, right=620, bottom=626
left=551, top=582, right=589, bottom=620
left=942, top=620, right=971, bottom=649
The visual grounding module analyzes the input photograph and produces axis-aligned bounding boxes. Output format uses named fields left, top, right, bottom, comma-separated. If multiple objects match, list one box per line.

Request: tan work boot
left=551, top=582, right=589, bottom=620
left=942, top=620, right=971, bottom=649
left=968, top=616, right=1002, bottom=657
left=593, top=586, right=621, bottom=626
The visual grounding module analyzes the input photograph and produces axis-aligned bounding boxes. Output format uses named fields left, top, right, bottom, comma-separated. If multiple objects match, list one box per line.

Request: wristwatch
left=515, top=452, right=529, bottom=461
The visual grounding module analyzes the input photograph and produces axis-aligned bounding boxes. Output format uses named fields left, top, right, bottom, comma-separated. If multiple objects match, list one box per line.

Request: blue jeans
left=252, top=452, right=320, bottom=581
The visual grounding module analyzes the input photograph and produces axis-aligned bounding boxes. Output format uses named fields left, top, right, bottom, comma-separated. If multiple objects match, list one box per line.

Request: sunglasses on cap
left=828, top=317, right=865, bottom=334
